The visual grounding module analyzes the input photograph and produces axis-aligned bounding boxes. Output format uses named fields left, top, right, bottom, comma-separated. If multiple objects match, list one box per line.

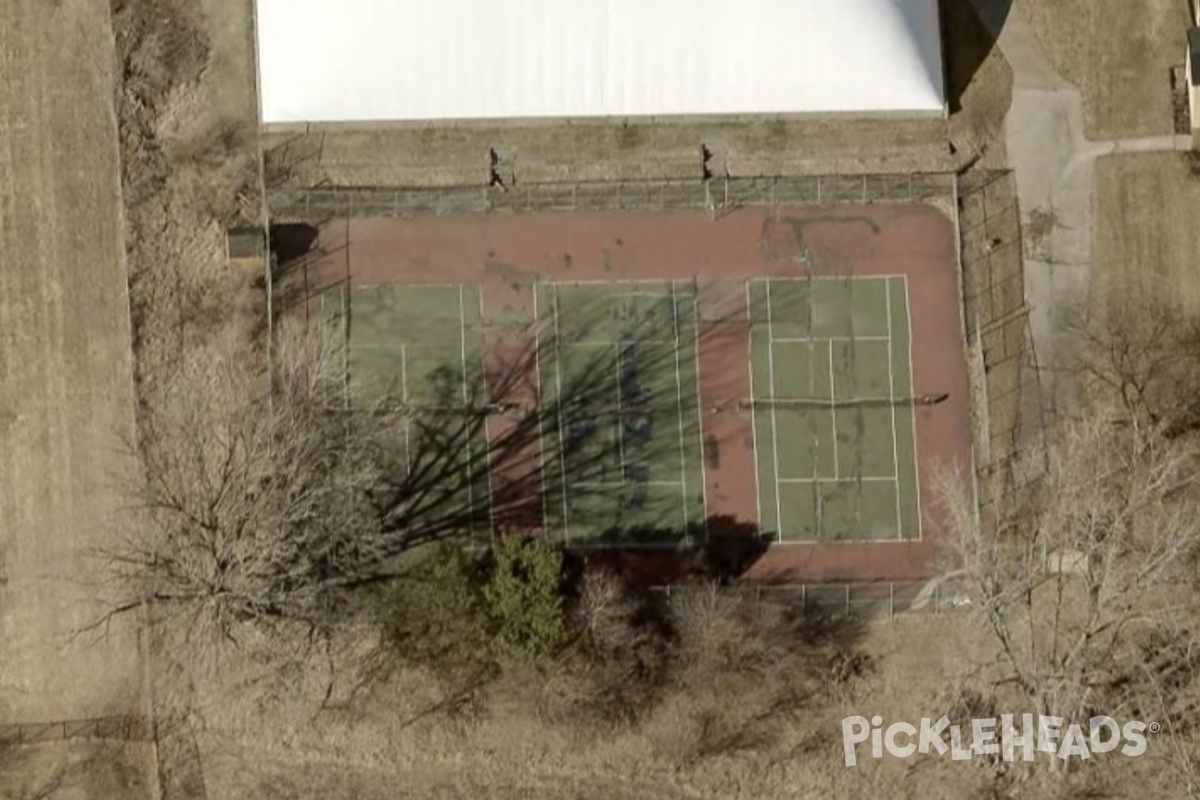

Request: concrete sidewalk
left=969, top=0, right=1188, bottom=406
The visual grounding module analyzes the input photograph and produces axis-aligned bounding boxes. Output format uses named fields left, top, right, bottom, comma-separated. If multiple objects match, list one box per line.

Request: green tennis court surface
left=535, top=281, right=705, bottom=545
left=749, top=276, right=920, bottom=542
left=326, top=283, right=492, bottom=543
left=323, top=276, right=922, bottom=547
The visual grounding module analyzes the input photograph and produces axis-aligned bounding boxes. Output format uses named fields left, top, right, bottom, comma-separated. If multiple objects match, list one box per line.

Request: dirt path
left=0, top=0, right=146, bottom=731
left=969, top=0, right=1191, bottom=409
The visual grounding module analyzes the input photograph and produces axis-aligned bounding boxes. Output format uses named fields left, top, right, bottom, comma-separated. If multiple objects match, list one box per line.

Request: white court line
left=552, top=287, right=573, bottom=542
left=765, top=280, right=785, bottom=542
left=614, top=336, right=626, bottom=477
left=885, top=278, right=903, bottom=539
left=400, top=343, right=410, bottom=473
left=772, top=335, right=891, bottom=343
left=904, top=276, right=924, bottom=541
left=350, top=343, right=459, bottom=350
left=458, top=285, right=480, bottom=541
left=546, top=278, right=674, bottom=287
left=476, top=285, right=495, bottom=543
left=750, top=395, right=918, bottom=405
left=532, top=286, right=552, bottom=542
left=745, top=281, right=765, bottom=540
left=460, top=285, right=494, bottom=543
left=690, top=288, right=710, bottom=544
left=348, top=281, right=470, bottom=290
left=827, top=339, right=839, bottom=480
left=571, top=339, right=680, bottom=347
left=747, top=274, right=908, bottom=282
left=573, top=480, right=683, bottom=488
left=669, top=281, right=690, bottom=531
left=612, top=290, right=675, bottom=298
left=778, top=476, right=896, bottom=484
left=340, top=284, right=351, bottom=410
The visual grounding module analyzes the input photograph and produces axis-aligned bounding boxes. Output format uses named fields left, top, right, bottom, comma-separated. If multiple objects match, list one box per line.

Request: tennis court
left=327, top=283, right=493, bottom=543
left=535, top=281, right=706, bottom=545
left=747, top=276, right=921, bottom=541
left=304, top=203, right=971, bottom=577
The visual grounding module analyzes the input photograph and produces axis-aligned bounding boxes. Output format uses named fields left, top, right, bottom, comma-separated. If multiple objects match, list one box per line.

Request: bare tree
left=1063, top=298, right=1200, bottom=435
left=940, top=414, right=1200, bottom=771
left=104, top=291, right=724, bottom=639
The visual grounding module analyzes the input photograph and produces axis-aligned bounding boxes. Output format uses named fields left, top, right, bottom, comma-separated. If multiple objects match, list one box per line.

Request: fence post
left=801, top=583, right=807, bottom=612
left=845, top=583, right=851, bottom=616
left=890, top=581, right=895, bottom=620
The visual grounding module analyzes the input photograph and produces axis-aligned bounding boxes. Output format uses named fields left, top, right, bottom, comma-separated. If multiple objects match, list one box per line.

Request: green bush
left=377, top=544, right=492, bottom=679
left=377, top=537, right=569, bottom=678
left=483, top=535, right=569, bottom=665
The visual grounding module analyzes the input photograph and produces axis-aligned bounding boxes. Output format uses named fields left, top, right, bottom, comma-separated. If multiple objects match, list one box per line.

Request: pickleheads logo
left=842, top=714, right=1157, bottom=767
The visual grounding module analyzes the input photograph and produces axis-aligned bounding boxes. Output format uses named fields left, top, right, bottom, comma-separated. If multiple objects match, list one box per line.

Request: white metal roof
left=255, top=0, right=945, bottom=124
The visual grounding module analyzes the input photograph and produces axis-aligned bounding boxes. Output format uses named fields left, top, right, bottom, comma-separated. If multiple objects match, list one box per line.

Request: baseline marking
left=574, top=480, right=684, bottom=489
left=691, top=288, right=710, bottom=544
left=551, top=286, right=573, bottom=542
left=670, top=281, right=690, bottom=531
left=533, top=285, right=552, bottom=543
left=885, top=277, right=903, bottom=539
left=400, top=343, right=410, bottom=473
left=745, top=280, right=765, bottom=540
left=904, top=276, right=924, bottom=541
left=765, top=280, right=785, bottom=542
left=828, top=339, right=839, bottom=480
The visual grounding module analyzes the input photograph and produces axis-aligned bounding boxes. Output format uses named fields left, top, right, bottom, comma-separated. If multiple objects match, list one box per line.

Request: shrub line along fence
left=267, top=173, right=956, bottom=219
left=262, top=170, right=1015, bottom=614
left=0, top=715, right=156, bottom=746
left=650, top=579, right=972, bottom=619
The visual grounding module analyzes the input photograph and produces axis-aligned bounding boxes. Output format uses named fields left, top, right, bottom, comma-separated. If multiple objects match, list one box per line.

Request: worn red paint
left=316, top=205, right=971, bottom=582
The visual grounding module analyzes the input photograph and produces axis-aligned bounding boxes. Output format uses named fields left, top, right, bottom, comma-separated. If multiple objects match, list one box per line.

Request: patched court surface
left=312, top=205, right=971, bottom=581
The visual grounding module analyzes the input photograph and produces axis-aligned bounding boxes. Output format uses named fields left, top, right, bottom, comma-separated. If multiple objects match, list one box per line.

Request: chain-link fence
left=955, top=169, right=1048, bottom=508
left=268, top=173, right=955, bottom=220
left=652, top=579, right=972, bottom=619
left=0, top=715, right=155, bottom=746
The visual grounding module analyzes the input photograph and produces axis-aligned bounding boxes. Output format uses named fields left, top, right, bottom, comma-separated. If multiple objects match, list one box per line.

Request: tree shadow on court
left=572, top=515, right=771, bottom=587
left=345, top=285, right=750, bottom=562
left=104, top=282, right=770, bottom=638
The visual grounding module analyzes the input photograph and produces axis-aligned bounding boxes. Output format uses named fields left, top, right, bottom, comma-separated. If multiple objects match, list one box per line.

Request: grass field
left=0, top=0, right=153, bottom=795
left=0, top=0, right=145, bottom=724
left=1021, top=0, right=1189, bottom=139
left=1091, top=152, right=1200, bottom=315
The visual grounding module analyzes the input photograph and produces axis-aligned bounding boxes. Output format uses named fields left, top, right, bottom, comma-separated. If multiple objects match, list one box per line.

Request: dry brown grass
left=1021, top=0, right=1189, bottom=139
left=0, top=740, right=151, bottom=800
left=1090, top=152, right=1200, bottom=318
left=261, top=114, right=952, bottom=193
left=0, top=0, right=146, bottom=749
left=103, top=1, right=1200, bottom=798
